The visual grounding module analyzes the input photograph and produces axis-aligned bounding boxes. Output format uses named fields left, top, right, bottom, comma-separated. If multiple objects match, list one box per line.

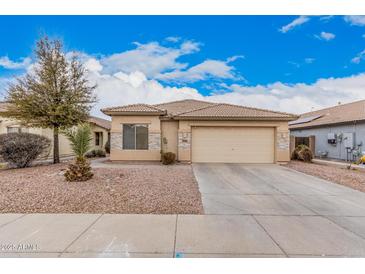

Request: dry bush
left=85, top=149, right=106, bottom=158
left=0, top=133, right=50, bottom=168
left=291, top=144, right=313, bottom=162
left=162, top=152, right=176, bottom=165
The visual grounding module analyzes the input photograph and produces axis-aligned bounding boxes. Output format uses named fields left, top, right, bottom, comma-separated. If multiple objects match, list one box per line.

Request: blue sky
left=1, top=15, right=365, bottom=116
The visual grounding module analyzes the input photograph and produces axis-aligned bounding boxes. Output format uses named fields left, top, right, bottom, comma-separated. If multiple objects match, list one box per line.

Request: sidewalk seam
left=0, top=214, right=27, bottom=229
left=252, top=215, right=288, bottom=258
left=59, top=214, right=104, bottom=256
left=172, top=215, right=178, bottom=258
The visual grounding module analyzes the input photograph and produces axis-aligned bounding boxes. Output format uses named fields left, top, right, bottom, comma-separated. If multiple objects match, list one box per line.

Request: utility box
left=343, top=132, right=355, bottom=149
left=327, top=133, right=337, bottom=144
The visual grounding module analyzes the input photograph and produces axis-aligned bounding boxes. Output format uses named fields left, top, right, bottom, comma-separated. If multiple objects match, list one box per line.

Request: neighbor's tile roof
left=88, top=116, right=111, bottom=130
left=101, top=103, right=166, bottom=115
left=0, top=101, right=9, bottom=112
left=289, top=99, right=365, bottom=130
left=175, top=102, right=296, bottom=120
left=154, top=99, right=216, bottom=116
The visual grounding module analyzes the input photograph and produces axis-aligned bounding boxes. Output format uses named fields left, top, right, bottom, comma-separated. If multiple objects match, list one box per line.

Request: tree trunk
left=53, top=127, right=60, bottom=164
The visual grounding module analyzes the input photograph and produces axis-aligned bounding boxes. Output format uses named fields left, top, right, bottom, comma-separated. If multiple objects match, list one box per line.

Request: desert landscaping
left=0, top=163, right=203, bottom=214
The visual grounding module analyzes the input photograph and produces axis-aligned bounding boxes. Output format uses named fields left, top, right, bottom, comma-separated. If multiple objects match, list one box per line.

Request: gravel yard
left=285, top=160, right=365, bottom=193
left=0, top=163, right=203, bottom=214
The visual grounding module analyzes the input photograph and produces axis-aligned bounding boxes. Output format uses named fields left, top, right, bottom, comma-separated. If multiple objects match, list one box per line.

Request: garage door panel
left=192, top=127, right=274, bottom=163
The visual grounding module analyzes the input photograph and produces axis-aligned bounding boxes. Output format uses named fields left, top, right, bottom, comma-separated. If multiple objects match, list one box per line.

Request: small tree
left=2, top=36, right=96, bottom=164
left=0, top=133, right=51, bottom=168
left=64, top=124, right=93, bottom=181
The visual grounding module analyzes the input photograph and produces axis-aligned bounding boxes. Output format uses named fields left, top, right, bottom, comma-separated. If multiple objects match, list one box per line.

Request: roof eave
left=101, top=110, right=167, bottom=116
left=88, top=121, right=111, bottom=131
left=173, top=116, right=298, bottom=121
left=289, top=119, right=365, bottom=130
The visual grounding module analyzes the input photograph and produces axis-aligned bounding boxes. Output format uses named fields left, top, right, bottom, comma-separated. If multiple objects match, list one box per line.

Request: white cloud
left=100, top=40, right=200, bottom=77
left=344, top=16, right=365, bottom=26
left=2, top=38, right=365, bottom=120
left=288, top=61, right=300, bottom=68
left=319, top=15, right=334, bottom=22
left=351, top=49, right=365, bottom=64
left=207, top=73, right=365, bottom=114
left=0, top=56, right=31, bottom=70
left=304, top=58, right=315, bottom=64
left=279, top=16, right=310, bottom=33
left=84, top=58, right=103, bottom=72
left=86, top=69, right=204, bottom=118
left=157, top=57, right=243, bottom=83
left=165, top=36, right=181, bottom=43
left=87, top=58, right=365, bottom=118
left=315, top=31, right=335, bottom=41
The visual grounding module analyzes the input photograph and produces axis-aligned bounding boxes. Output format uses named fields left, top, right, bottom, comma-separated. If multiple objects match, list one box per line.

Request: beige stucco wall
left=161, top=120, right=178, bottom=155
left=177, top=120, right=290, bottom=163
left=109, top=115, right=161, bottom=161
left=0, top=116, right=110, bottom=160
left=108, top=114, right=291, bottom=163
left=90, top=124, right=109, bottom=150
left=0, top=117, right=72, bottom=159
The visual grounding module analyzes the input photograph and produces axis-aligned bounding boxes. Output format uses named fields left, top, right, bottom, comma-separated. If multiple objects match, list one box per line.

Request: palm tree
left=64, top=124, right=93, bottom=181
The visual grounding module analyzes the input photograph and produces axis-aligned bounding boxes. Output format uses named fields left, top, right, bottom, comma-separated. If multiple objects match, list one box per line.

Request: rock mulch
left=285, top=160, right=365, bottom=193
left=0, top=163, right=203, bottom=214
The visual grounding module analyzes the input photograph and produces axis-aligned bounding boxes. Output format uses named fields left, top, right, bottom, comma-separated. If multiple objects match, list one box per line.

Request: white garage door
left=192, top=127, right=275, bottom=163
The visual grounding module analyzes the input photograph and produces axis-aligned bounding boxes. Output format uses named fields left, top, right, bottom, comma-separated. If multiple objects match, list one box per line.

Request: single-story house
left=0, top=101, right=111, bottom=159
left=289, top=99, right=365, bottom=161
left=101, top=99, right=297, bottom=163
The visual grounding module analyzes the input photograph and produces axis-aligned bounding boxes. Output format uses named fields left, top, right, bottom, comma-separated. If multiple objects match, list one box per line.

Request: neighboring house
left=101, top=99, right=297, bottom=163
left=88, top=116, right=111, bottom=150
left=0, top=102, right=111, bottom=159
left=289, top=100, right=365, bottom=161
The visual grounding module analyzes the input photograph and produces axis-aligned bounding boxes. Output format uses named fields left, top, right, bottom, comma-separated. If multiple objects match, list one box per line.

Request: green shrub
left=64, top=157, right=93, bottom=182
left=162, top=152, right=176, bottom=165
left=0, top=133, right=50, bottom=168
left=104, top=138, right=110, bottom=154
left=85, top=149, right=106, bottom=158
left=291, top=144, right=313, bottom=162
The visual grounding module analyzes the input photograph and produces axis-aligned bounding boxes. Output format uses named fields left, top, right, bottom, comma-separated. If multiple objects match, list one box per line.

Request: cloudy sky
left=1, top=15, right=365, bottom=118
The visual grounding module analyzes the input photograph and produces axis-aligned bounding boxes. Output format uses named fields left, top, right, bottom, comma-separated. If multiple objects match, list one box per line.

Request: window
left=95, top=132, right=102, bottom=146
left=123, top=124, right=148, bottom=150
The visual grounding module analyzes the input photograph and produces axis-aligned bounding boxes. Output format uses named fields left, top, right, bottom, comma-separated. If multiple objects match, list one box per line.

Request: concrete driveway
left=193, top=163, right=365, bottom=257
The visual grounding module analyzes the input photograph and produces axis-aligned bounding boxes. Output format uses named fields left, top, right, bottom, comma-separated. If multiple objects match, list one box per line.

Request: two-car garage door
left=191, top=127, right=275, bottom=163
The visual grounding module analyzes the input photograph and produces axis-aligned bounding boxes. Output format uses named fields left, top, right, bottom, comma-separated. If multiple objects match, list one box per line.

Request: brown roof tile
left=88, top=116, right=111, bottom=130
left=175, top=102, right=297, bottom=120
left=289, top=100, right=365, bottom=130
left=101, top=103, right=165, bottom=115
left=153, top=99, right=216, bottom=116
left=0, top=101, right=10, bottom=112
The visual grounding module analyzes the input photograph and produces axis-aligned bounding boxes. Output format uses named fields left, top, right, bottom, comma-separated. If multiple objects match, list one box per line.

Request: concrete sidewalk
left=1, top=213, right=365, bottom=258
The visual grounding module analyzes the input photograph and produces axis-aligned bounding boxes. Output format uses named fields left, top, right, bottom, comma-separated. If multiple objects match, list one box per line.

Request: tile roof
left=0, top=101, right=10, bottom=112
left=154, top=99, right=216, bottom=116
left=102, top=99, right=296, bottom=120
left=289, top=99, right=365, bottom=130
left=101, top=103, right=165, bottom=115
left=88, top=116, right=111, bottom=130
left=175, top=102, right=296, bottom=120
